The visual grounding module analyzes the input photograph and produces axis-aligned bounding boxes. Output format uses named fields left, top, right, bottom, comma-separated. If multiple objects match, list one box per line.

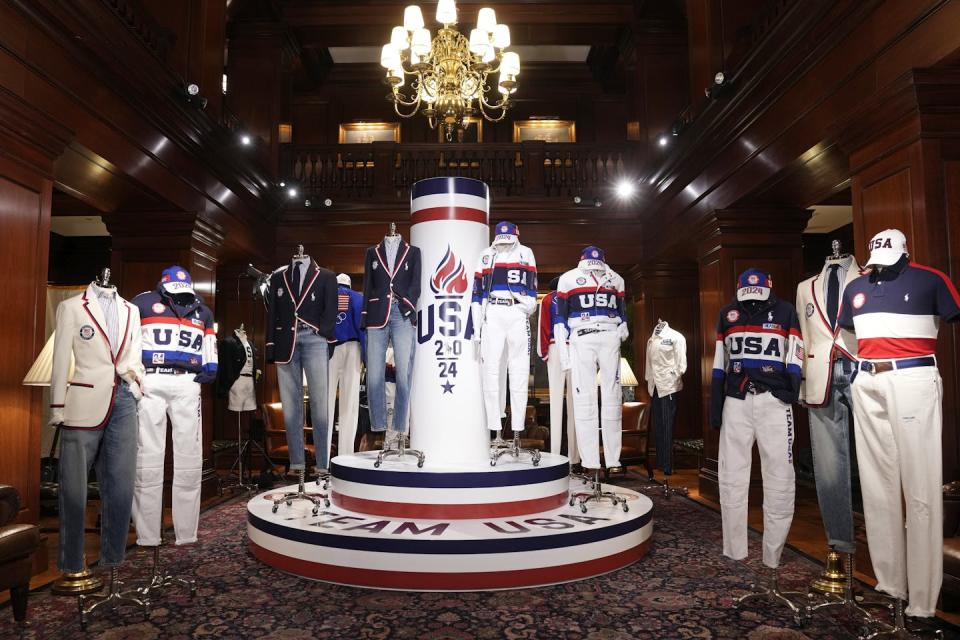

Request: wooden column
left=845, top=68, right=960, bottom=483
left=627, top=263, right=703, bottom=447
left=0, top=90, right=71, bottom=531
left=694, top=207, right=810, bottom=500
left=104, top=212, right=225, bottom=495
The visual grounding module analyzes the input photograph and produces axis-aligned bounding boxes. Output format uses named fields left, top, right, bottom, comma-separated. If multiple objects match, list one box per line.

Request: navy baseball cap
left=493, top=221, right=519, bottom=244
left=736, top=268, right=772, bottom=301
left=160, top=266, right=194, bottom=295
left=580, top=246, right=606, bottom=263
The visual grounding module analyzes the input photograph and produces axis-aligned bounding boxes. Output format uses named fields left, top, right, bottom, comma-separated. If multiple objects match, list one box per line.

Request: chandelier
left=379, top=0, right=520, bottom=141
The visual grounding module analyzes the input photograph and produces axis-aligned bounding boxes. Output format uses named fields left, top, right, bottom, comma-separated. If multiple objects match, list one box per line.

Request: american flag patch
left=338, top=294, right=349, bottom=312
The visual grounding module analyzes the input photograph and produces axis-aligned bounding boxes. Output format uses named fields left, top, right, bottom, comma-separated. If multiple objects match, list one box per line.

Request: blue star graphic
left=441, top=381, right=455, bottom=394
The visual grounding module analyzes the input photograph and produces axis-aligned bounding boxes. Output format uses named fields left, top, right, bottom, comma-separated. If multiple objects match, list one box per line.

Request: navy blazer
left=361, top=239, right=422, bottom=328
left=265, top=259, right=338, bottom=363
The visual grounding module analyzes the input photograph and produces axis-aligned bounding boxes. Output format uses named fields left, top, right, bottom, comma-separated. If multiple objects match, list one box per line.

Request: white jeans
left=719, top=392, right=796, bottom=568
left=327, top=341, right=362, bottom=457
left=547, top=343, right=578, bottom=463
left=480, top=305, right=530, bottom=431
left=851, top=365, right=943, bottom=617
left=133, top=373, right=203, bottom=546
left=569, top=330, right=621, bottom=469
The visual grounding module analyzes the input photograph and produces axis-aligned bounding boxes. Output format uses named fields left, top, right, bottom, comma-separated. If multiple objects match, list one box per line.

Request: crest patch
left=853, top=292, right=866, bottom=309
left=152, top=302, right=165, bottom=314
left=726, top=309, right=740, bottom=323
left=576, top=277, right=587, bottom=285
left=805, top=303, right=814, bottom=318
left=79, top=325, right=95, bottom=340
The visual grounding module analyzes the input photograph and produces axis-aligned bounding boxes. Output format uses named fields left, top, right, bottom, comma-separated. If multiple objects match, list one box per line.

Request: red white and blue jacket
left=471, top=241, right=538, bottom=318
left=331, top=285, right=366, bottom=353
left=838, top=256, right=960, bottom=359
left=132, top=286, right=217, bottom=376
left=710, top=295, right=803, bottom=428
left=553, top=266, right=626, bottom=336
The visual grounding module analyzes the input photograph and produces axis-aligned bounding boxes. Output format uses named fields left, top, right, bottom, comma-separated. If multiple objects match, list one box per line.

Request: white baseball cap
left=867, top=229, right=908, bottom=267
left=336, top=273, right=351, bottom=287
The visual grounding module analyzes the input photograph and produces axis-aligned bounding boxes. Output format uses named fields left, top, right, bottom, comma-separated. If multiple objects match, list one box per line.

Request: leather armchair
left=0, top=485, right=40, bottom=623
left=601, top=402, right=653, bottom=480
left=262, top=402, right=315, bottom=472
left=519, top=406, right=549, bottom=451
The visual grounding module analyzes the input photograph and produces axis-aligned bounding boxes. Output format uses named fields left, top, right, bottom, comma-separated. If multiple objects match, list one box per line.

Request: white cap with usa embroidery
left=866, top=228, right=908, bottom=267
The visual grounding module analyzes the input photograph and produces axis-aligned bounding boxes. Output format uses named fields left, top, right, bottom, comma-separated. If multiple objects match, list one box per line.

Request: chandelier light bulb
left=477, top=7, right=497, bottom=34
left=468, top=28, right=488, bottom=56
left=436, top=0, right=457, bottom=25
left=492, top=24, right=510, bottom=49
left=390, top=26, right=409, bottom=51
left=389, top=66, right=405, bottom=87
left=501, top=51, right=520, bottom=76
left=380, top=44, right=401, bottom=68
left=403, top=5, right=424, bottom=31
left=411, top=27, right=431, bottom=57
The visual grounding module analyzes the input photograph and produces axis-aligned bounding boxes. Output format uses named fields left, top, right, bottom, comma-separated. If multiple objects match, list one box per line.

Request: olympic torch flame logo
left=430, top=246, right=468, bottom=295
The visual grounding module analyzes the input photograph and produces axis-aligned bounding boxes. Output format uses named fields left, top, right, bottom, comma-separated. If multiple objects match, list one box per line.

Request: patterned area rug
left=3, top=472, right=959, bottom=640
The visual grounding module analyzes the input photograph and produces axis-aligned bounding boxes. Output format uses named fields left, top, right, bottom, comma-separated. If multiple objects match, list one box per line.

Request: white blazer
left=795, top=256, right=862, bottom=407
left=50, top=284, right=144, bottom=428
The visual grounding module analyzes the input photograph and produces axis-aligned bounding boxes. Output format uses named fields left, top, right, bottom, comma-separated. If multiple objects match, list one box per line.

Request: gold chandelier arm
left=394, top=90, right=423, bottom=118
left=478, top=89, right=510, bottom=121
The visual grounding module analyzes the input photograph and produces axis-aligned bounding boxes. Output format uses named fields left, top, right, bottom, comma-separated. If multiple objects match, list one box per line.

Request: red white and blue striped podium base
left=247, top=453, right=654, bottom=591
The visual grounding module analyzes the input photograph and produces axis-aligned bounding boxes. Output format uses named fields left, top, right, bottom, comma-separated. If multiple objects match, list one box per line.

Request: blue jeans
left=367, top=302, right=415, bottom=433
left=809, top=358, right=856, bottom=553
left=58, top=383, right=138, bottom=573
left=652, top=390, right=678, bottom=475
left=277, top=326, right=330, bottom=470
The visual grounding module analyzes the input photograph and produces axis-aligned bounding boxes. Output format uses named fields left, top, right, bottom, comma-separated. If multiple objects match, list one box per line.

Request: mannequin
left=470, top=221, right=538, bottom=445
left=710, top=268, right=802, bottom=570
left=362, top=223, right=422, bottom=450
left=132, top=266, right=217, bottom=548
left=553, top=246, right=628, bottom=471
left=217, top=325, right=259, bottom=412
left=50, top=271, right=144, bottom=580
left=537, top=276, right=578, bottom=464
left=328, top=273, right=365, bottom=456
left=266, top=246, right=338, bottom=475
left=795, top=240, right=862, bottom=581
left=839, top=229, right=960, bottom=618
left=645, top=319, right=686, bottom=478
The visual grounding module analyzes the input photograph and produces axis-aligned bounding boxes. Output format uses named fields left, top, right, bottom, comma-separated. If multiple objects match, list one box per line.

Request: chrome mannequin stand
left=640, top=474, right=689, bottom=499
left=860, top=598, right=943, bottom=640
left=806, top=552, right=884, bottom=633
left=315, top=469, right=330, bottom=490
left=219, top=412, right=257, bottom=496
left=733, top=567, right=809, bottom=627
left=490, top=431, right=541, bottom=467
left=79, top=567, right=149, bottom=630
left=375, top=432, right=425, bottom=468
left=271, top=468, right=330, bottom=515
left=133, top=541, right=197, bottom=600
left=569, top=468, right=628, bottom=513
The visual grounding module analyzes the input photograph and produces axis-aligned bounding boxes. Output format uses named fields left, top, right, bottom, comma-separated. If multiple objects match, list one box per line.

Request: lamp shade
left=23, top=332, right=73, bottom=386
left=476, top=7, right=497, bottom=33
left=390, top=26, right=410, bottom=50
left=492, top=23, right=510, bottom=49
left=619, top=358, right=639, bottom=387
left=436, top=0, right=457, bottom=24
left=410, top=27, right=431, bottom=57
left=403, top=5, right=424, bottom=31
left=500, top=51, right=520, bottom=76
left=380, top=44, right=401, bottom=69
left=468, top=28, right=488, bottom=56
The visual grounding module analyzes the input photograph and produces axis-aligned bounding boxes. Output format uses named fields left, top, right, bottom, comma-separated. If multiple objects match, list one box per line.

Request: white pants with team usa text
left=851, top=365, right=943, bottom=618
left=133, top=373, right=203, bottom=546
left=480, top=305, right=531, bottom=431
left=569, top=330, right=621, bottom=469
left=719, top=392, right=796, bottom=568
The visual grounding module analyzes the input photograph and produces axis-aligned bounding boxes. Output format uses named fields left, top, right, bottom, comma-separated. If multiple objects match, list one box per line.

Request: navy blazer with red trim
left=265, top=259, right=338, bottom=363
left=361, top=239, right=422, bottom=328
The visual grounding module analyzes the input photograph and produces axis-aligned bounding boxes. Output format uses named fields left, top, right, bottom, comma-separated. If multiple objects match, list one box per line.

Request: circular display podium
left=247, top=452, right=654, bottom=591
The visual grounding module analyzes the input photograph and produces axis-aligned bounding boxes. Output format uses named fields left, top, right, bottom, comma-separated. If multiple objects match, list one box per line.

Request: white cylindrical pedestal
left=409, top=177, right=490, bottom=464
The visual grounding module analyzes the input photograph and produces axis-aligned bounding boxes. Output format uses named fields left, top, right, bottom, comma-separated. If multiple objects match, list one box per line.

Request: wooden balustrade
left=285, top=142, right=639, bottom=200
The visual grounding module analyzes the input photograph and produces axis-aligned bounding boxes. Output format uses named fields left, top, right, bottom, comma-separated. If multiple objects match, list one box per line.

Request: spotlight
left=187, top=83, right=200, bottom=96
left=181, top=83, right=207, bottom=110
left=573, top=195, right=582, bottom=204
left=304, top=199, right=312, bottom=207
left=615, top=180, right=636, bottom=200
left=240, top=134, right=252, bottom=146
left=593, top=198, right=602, bottom=208
left=287, top=187, right=298, bottom=199
left=657, top=134, right=669, bottom=147
left=279, top=181, right=286, bottom=187
left=323, top=198, right=333, bottom=207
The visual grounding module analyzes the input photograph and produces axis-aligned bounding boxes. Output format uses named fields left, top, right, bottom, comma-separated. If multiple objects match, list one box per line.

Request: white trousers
left=327, top=341, right=362, bottom=457
left=547, top=343, right=579, bottom=463
left=851, top=365, right=943, bottom=617
left=719, top=392, right=796, bottom=568
left=480, top=305, right=530, bottom=431
left=569, top=330, right=621, bottom=469
left=133, top=373, right=202, bottom=546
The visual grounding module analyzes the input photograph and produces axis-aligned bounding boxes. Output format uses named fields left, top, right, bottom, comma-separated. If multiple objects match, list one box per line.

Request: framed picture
left=512, top=119, right=576, bottom=143
left=338, top=122, right=401, bottom=144
left=438, top=117, right=484, bottom=143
